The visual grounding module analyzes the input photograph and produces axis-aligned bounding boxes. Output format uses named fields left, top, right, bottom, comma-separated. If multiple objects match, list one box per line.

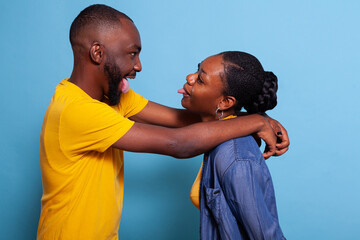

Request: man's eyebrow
left=128, top=44, right=141, bottom=51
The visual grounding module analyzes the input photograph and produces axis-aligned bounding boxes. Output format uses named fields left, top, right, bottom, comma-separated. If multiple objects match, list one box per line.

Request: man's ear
left=218, top=96, right=236, bottom=111
left=89, top=42, right=104, bottom=65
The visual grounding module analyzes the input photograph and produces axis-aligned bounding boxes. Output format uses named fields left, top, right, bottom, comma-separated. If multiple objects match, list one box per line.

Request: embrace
left=37, top=4, right=289, bottom=240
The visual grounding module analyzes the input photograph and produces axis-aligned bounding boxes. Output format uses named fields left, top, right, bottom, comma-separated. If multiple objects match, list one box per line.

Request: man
left=37, top=4, right=289, bottom=240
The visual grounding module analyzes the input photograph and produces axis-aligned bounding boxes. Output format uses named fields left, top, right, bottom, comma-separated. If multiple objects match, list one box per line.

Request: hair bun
left=244, top=71, right=278, bottom=113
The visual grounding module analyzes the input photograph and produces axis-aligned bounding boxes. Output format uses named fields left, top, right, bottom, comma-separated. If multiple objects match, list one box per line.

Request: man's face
left=103, top=18, right=142, bottom=105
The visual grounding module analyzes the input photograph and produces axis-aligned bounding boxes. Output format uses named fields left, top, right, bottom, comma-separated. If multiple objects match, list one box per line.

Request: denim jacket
left=200, top=136, right=286, bottom=240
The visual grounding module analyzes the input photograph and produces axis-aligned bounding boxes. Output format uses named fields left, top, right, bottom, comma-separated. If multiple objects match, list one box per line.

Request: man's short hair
left=69, top=4, right=132, bottom=45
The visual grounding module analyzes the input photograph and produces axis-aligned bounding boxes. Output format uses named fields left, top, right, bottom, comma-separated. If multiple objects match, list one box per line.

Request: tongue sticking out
left=121, top=78, right=129, bottom=93
left=177, top=88, right=186, bottom=94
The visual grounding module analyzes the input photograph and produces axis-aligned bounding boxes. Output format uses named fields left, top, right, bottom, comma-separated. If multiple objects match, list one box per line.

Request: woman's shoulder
left=211, top=136, right=264, bottom=168
left=209, top=136, right=265, bottom=180
left=233, top=136, right=263, bottom=161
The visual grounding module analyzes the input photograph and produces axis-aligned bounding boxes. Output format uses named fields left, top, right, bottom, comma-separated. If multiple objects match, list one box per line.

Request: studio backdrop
left=0, top=0, right=359, bottom=239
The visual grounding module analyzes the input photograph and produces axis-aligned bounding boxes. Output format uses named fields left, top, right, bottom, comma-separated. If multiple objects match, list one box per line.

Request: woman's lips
left=177, top=85, right=190, bottom=97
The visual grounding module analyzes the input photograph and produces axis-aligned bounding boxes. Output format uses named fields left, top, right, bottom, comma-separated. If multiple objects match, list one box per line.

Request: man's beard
left=104, top=60, right=122, bottom=106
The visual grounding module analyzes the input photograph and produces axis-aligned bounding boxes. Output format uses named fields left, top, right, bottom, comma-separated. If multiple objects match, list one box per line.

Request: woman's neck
left=200, top=109, right=236, bottom=122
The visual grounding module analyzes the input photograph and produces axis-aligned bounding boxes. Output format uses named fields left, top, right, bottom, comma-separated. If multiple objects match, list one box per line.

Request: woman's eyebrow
left=198, top=63, right=208, bottom=75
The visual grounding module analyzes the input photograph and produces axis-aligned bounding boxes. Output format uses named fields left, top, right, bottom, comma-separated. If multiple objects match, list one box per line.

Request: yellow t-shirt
left=190, top=115, right=237, bottom=209
left=37, top=79, right=148, bottom=240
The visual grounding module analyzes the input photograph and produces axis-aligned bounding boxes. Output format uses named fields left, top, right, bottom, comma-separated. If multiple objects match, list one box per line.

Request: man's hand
left=263, top=115, right=290, bottom=157
left=256, top=117, right=277, bottom=159
left=238, top=112, right=289, bottom=159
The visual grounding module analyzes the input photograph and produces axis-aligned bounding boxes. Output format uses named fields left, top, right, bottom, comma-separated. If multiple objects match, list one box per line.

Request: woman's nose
left=186, top=73, right=197, bottom=85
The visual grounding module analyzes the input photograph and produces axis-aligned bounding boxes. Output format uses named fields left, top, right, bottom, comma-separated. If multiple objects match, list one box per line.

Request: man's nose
left=134, top=58, right=142, bottom=72
left=186, top=73, right=197, bottom=85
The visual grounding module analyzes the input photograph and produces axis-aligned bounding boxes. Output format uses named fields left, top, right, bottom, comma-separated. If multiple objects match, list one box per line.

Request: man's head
left=70, top=4, right=142, bottom=105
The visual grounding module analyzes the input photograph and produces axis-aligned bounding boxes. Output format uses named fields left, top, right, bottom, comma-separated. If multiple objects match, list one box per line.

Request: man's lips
left=120, top=78, right=129, bottom=93
left=120, top=74, right=136, bottom=93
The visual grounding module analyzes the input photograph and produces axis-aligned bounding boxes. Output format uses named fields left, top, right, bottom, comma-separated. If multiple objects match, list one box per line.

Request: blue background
left=1, top=0, right=359, bottom=239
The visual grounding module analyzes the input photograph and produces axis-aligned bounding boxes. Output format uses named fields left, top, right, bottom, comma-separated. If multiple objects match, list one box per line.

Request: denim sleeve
left=221, top=159, right=285, bottom=240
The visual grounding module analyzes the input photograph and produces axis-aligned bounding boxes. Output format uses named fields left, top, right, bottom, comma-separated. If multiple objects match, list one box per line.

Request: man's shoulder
left=54, top=79, right=91, bottom=102
left=50, top=79, right=106, bottom=112
left=47, top=87, right=110, bottom=129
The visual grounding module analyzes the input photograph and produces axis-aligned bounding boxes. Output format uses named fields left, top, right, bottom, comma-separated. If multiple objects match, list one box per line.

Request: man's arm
left=129, top=101, right=202, bottom=127
left=113, top=114, right=276, bottom=159
left=130, top=102, right=290, bottom=157
left=265, top=117, right=289, bottom=156
left=237, top=112, right=290, bottom=157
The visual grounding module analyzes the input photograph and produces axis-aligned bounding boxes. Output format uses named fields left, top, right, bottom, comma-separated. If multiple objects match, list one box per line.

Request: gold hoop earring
left=216, top=107, right=224, bottom=120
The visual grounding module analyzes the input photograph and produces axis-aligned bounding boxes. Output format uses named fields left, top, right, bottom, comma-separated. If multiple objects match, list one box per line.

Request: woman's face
left=179, top=54, right=226, bottom=121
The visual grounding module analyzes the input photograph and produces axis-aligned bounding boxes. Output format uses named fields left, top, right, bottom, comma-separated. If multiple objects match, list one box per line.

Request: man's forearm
left=114, top=113, right=272, bottom=159
left=172, top=114, right=266, bottom=158
left=130, top=101, right=202, bottom=127
left=168, top=108, right=202, bottom=127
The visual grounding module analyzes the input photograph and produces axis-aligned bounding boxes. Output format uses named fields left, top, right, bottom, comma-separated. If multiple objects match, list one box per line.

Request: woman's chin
left=180, top=98, right=189, bottom=108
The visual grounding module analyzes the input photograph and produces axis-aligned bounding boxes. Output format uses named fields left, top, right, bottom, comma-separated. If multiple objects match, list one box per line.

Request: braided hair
left=220, top=51, right=278, bottom=114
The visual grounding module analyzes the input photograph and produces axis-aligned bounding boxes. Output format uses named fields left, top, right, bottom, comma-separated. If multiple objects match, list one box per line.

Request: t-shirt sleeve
left=59, top=100, right=134, bottom=155
left=118, top=88, right=148, bottom=118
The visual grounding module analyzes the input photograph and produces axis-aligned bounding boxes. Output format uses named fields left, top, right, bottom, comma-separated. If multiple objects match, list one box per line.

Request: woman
left=178, top=51, right=286, bottom=239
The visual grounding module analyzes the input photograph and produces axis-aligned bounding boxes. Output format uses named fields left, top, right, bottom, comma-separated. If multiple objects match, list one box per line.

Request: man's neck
left=69, top=68, right=105, bottom=102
